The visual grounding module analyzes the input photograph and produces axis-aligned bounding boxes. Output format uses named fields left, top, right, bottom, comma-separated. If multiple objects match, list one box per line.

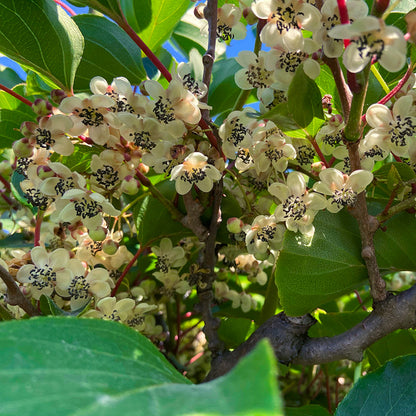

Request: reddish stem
left=337, top=0, right=350, bottom=49
left=0, top=190, right=14, bottom=207
left=0, top=84, right=32, bottom=107
left=378, top=64, right=414, bottom=105
left=0, top=173, right=11, bottom=192
left=111, top=245, right=146, bottom=296
left=392, top=153, right=402, bottom=163
left=328, top=156, right=336, bottom=167
left=311, top=139, right=329, bottom=168
left=354, top=289, right=368, bottom=312
left=53, top=0, right=76, bottom=16
left=34, top=210, right=44, bottom=247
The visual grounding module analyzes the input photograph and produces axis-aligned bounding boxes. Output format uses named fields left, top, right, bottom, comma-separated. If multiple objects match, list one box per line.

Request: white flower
left=313, top=0, right=368, bottom=58
left=216, top=3, right=247, bottom=41
left=84, top=296, right=135, bottom=322
left=364, top=95, right=416, bottom=157
left=170, top=152, right=222, bottom=195
left=252, top=0, right=321, bottom=48
left=16, top=246, right=72, bottom=299
left=328, top=16, right=406, bottom=73
left=269, top=171, right=326, bottom=235
left=218, top=110, right=256, bottom=159
left=177, top=62, right=207, bottom=99
left=59, top=95, right=121, bottom=145
left=244, top=215, right=285, bottom=260
left=152, top=238, right=187, bottom=272
left=313, top=168, right=373, bottom=213
left=144, top=79, right=203, bottom=126
left=56, top=188, right=120, bottom=232
left=315, top=116, right=345, bottom=155
left=55, top=261, right=113, bottom=310
left=235, top=51, right=274, bottom=95
left=90, top=76, right=148, bottom=115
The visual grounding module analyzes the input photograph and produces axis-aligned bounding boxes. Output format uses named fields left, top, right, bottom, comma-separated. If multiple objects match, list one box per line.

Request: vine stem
left=34, top=210, right=44, bottom=247
left=0, top=173, right=11, bottom=192
left=53, top=0, right=76, bottom=16
left=311, top=139, right=329, bottom=168
left=0, top=84, right=32, bottom=107
left=111, top=245, right=147, bottom=296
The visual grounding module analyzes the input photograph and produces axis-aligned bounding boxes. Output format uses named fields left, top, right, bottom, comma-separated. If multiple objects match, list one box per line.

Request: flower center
left=331, top=187, right=357, bottom=207
left=182, top=73, right=204, bottom=97
left=217, top=23, right=234, bottom=41
left=256, top=225, right=276, bottom=242
left=283, top=195, right=307, bottom=220
left=278, top=51, right=307, bottom=73
left=130, top=131, right=156, bottom=150
left=55, top=177, right=75, bottom=196
left=229, top=119, right=250, bottom=146
left=74, top=197, right=102, bottom=219
left=25, top=188, right=52, bottom=210
left=322, top=131, right=343, bottom=147
left=153, top=97, right=175, bottom=124
left=181, top=168, right=207, bottom=184
left=388, top=115, right=416, bottom=147
left=156, top=254, right=170, bottom=273
left=92, top=165, right=120, bottom=189
left=246, top=60, right=273, bottom=88
left=265, top=146, right=284, bottom=161
left=354, top=30, right=385, bottom=61
left=270, top=4, right=300, bottom=33
left=237, top=148, right=252, bottom=165
left=77, top=107, right=104, bottom=127
left=68, top=275, right=90, bottom=300
left=35, top=128, right=55, bottom=149
left=296, top=145, right=315, bottom=166
left=29, top=266, right=56, bottom=289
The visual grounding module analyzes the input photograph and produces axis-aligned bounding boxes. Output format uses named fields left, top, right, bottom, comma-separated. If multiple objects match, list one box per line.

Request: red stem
left=0, top=84, right=32, bottom=107
left=0, top=190, right=14, bottom=207
left=311, top=139, right=329, bottom=168
left=378, top=64, right=414, bottom=105
left=34, top=210, right=44, bottom=247
left=53, top=0, right=76, bottom=16
left=337, top=0, right=350, bottom=49
left=0, top=173, right=11, bottom=192
left=111, top=245, right=146, bottom=296
left=354, top=289, right=368, bottom=312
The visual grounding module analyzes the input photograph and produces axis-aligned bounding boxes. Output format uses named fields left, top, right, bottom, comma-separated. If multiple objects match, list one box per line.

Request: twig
left=0, top=265, right=40, bottom=316
left=0, top=84, right=32, bottom=107
left=200, top=0, right=218, bottom=121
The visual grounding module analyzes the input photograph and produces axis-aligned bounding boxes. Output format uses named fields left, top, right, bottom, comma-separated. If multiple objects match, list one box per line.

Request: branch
left=207, top=285, right=416, bottom=379
left=0, top=265, right=40, bottom=316
left=348, top=141, right=386, bottom=302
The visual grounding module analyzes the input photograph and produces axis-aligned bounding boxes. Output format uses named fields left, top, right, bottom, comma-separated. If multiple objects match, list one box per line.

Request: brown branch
left=181, top=192, right=208, bottom=241
left=0, top=265, right=40, bottom=316
left=322, top=56, right=352, bottom=120
left=197, top=180, right=225, bottom=357
left=206, top=285, right=416, bottom=379
left=200, top=0, right=218, bottom=121
left=348, top=141, right=386, bottom=302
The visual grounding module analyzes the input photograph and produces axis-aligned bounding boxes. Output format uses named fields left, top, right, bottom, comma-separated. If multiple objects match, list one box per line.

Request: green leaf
left=275, top=210, right=367, bottom=316
left=50, top=143, right=101, bottom=173
left=373, top=162, right=416, bottom=183
left=25, top=71, right=54, bottom=96
left=309, top=312, right=369, bottom=338
left=72, top=15, right=146, bottom=92
left=68, top=0, right=124, bottom=23
left=171, top=21, right=207, bottom=58
left=260, top=102, right=300, bottom=132
left=0, top=233, right=32, bottom=248
left=134, top=180, right=192, bottom=245
left=285, top=404, right=331, bottom=416
left=218, top=317, right=255, bottom=349
left=121, top=0, right=191, bottom=52
left=10, top=170, right=32, bottom=210
left=0, top=318, right=282, bottom=416
left=287, top=64, right=324, bottom=128
left=0, top=0, right=84, bottom=91
left=0, top=65, right=23, bottom=89
left=335, top=355, right=416, bottom=416
left=0, top=86, right=36, bottom=149
left=366, top=330, right=416, bottom=370
left=209, top=58, right=242, bottom=116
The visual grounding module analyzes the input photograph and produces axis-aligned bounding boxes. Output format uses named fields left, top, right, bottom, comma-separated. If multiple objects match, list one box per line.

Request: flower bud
left=50, top=89, right=67, bottom=105
left=311, top=161, right=326, bottom=176
left=329, top=114, right=343, bottom=127
left=88, top=226, right=107, bottom=242
left=120, top=175, right=140, bottom=195
left=20, top=121, right=37, bottom=137
left=12, top=139, right=33, bottom=158
left=0, top=160, right=12, bottom=176
left=102, top=239, right=119, bottom=255
left=227, top=217, right=244, bottom=234
left=242, top=7, right=257, bottom=25
left=32, top=98, right=53, bottom=116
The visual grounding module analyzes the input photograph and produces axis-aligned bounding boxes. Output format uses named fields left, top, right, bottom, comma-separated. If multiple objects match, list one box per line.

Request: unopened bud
left=50, top=89, right=67, bottom=105
left=139, top=81, right=149, bottom=96
left=311, top=161, right=326, bottom=176
left=102, top=239, right=119, bottom=255
left=20, top=121, right=37, bottom=137
left=12, top=139, right=33, bottom=158
left=32, top=98, right=53, bottom=116
left=243, top=7, right=257, bottom=25
left=227, top=217, right=244, bottom=234
left=329, top=114, right=343, bottom=127
left=0, top=160, right=12, bottom=176
left=120, top=175, right=140, bottom=195
left=88, top=226, right=107, bottom=242
left=194, top=4, right=205, bottom=19
left=37, top=165, right=54, bottom=179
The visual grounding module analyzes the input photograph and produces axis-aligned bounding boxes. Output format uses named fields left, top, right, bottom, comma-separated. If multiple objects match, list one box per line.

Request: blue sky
left=0, top=1, right=255, bottom=82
